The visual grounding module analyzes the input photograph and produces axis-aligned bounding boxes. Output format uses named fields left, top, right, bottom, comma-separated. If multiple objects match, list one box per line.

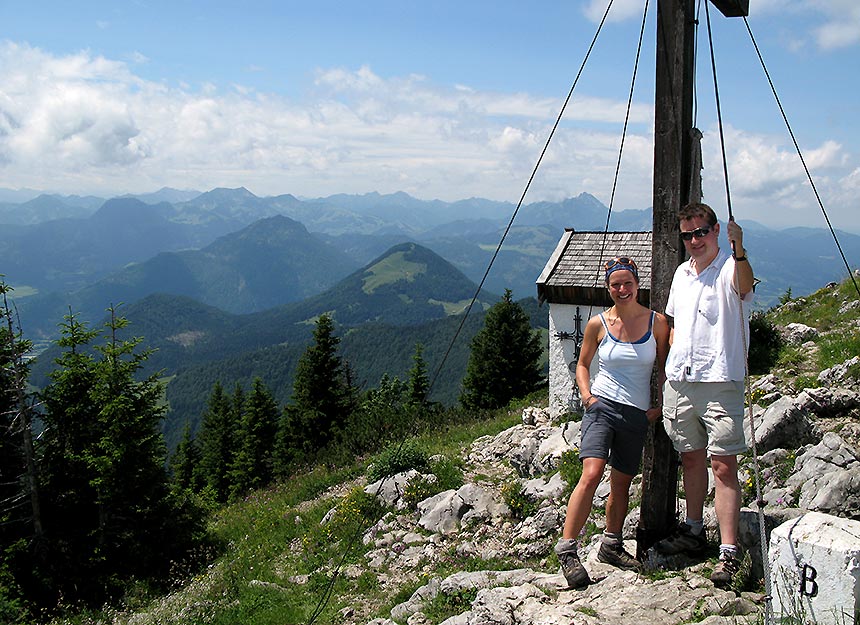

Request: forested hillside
left=26, top=241, right=538, bottom=449
left=16, top=213, right=359, bottom=339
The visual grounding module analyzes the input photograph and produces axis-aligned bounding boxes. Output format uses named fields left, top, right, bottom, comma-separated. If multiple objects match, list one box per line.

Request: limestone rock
left=768, top=512, right=860, bottom=625
left=416, top=483, right=509, bottom=535
left=817, top=355, right=860, bottom=386
left=744, top=395, right=817, bottom=453
left=785, top=432, right=860, bottom=519
left=780, top=322, right=818, bottom=345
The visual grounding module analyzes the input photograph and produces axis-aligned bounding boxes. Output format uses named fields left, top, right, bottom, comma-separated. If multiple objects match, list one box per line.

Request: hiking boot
left=710, top=551, right=741, bottom=588
left=597, top=541, right=643, bottom=572
left=557, top=550, right=590, bottom=589
left=653, top=523, right=708, bottom=556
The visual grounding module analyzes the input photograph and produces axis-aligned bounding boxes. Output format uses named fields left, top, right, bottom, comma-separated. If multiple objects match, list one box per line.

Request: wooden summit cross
left=638, top=0, right=749, bottom=557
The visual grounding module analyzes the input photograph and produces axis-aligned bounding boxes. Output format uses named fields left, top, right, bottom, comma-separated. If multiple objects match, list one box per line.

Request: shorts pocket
left=585, top=396, right=604, bottom=414
left=662, top=381, right=678, bottom=421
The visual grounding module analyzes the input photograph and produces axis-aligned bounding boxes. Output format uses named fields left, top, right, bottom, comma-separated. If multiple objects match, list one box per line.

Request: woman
left=554, top=256, right=669, bottom=589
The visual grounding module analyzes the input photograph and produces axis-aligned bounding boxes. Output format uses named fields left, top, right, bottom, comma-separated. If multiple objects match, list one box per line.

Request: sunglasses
left=680, top=226, right=712, bottom=241
left=604, top=256, right=638, bottom=271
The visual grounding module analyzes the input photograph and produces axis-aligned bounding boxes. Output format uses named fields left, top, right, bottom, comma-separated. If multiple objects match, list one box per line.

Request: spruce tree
left=229, top=378, right=279, bottom=498
left=87, top=308, right=174, bottom=576
left=196, top=381, right=235, bottom=503
left=0, top=281, right=39, bottom=615
left=38, top=310, right=102, bottom=600
left=0, top=283, right=34, bottom=529
left=407, top=342, right=430, bottom=408
left=39, top=307, right=208, bottom=606
left=289, top=314, right=352, bottom=456
left=273, top=406, right=300, bottom=478
left=460, top=289, right=543, bottom=410
left=170, top=421, right=202, bottom=492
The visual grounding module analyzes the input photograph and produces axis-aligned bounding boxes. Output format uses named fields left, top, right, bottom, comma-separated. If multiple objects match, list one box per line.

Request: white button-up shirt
left=665, top=248, right=753, bottom=382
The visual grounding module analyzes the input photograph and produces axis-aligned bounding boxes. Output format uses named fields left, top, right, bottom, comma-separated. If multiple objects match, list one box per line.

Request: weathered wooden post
left=637, top=0, right=749, bottom=558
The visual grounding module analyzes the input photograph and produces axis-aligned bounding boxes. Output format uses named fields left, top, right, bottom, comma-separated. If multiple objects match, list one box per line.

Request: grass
left=7, top=284, right=38, bottom=298
left=361, top=252, right=426, bottom=293
left=46, top=391, right=546, bottom=625
left=429, top=297, right=484, bottom=315
left=771, top=279, right=860, bottom=332
left=816, top=330, right=860, bottom=371
left=765, top=277, right=860, bottom=388
left=423, top=588, right=478, bottom=622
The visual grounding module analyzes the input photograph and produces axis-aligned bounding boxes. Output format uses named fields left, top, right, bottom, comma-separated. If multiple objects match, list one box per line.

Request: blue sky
left=1, top=0, right=859, bottom=232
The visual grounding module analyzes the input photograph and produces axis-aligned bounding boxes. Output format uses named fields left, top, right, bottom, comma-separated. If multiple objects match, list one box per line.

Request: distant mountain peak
left=94, top=196, right=152, bottom=218
left=201, top=186, right=257, bottom=199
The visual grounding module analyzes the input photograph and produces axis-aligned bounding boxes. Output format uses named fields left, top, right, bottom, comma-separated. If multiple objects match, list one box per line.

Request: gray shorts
left=579, top=396, right=649, bottom=476
left=662, top=380, right=748, bottom=456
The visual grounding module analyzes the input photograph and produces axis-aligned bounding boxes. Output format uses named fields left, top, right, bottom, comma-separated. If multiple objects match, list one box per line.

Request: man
left=655, top=202, right=755, bottom=588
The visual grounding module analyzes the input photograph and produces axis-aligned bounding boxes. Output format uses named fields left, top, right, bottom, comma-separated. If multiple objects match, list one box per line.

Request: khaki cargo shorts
left=662, top=380, right=747, bottom=456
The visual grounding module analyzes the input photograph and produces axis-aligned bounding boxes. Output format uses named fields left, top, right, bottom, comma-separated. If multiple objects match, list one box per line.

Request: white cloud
left=813, top=2, right=860, bottom=49
left=756, top=0, right=860, bottom=50
left=698, top=125, right=854, bottom=228
left=0, top=41, right=855, bottom=230
left=583, top=0, right=645, bottom=24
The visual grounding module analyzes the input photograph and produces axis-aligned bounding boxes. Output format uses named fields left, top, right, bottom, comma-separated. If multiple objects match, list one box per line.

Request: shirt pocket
left=697, top=287, right=719, bottom=325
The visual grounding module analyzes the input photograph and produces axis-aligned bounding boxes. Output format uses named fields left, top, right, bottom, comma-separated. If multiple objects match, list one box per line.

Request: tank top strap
left=648, top=310, right=655, bottom=332
left=598, top=313, right=609, bottom=332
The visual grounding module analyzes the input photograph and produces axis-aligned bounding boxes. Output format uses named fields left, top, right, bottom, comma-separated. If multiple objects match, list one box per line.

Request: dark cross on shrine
left=637, top=0, right=749, bottom=557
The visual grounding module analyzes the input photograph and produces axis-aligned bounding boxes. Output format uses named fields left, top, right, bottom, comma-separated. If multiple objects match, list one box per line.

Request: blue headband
left=605, top=263, right=639, bottom=283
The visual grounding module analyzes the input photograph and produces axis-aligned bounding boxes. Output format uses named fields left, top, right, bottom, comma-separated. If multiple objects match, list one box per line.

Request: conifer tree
left=288, top=314, right=353, bottom=456
left=170, top=421, right=202, bottom=492
left=0, top=281, right=40, bottom=612
left=460, top=289, right=543, bottom=410
left=229, top=378, right=279, bottom=498
left=196, top=381, right=235, bottom=503
left=39, top=307, right=208, bottom=606
left=39, top=310, right=102, bottom=595
left=407, top=342, right=430, bottom=408
left=273, top=406, right=300, bottom=479
left=230, top=381, right=246, bottom=437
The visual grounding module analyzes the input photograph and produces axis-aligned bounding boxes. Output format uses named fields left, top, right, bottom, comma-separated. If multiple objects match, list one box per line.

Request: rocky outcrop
left=745, top=395, right=817, bottom=453
left=786, top=432, right=860, bottom=519
left=374, top=559, right=762, bottom=625
left=354, top=380, right=860, bottom=625
left=779, top=322, right=818, bottom=345
left=416, top=483, right=510, bottom=534
left=818, top=355, right=860, bottom=386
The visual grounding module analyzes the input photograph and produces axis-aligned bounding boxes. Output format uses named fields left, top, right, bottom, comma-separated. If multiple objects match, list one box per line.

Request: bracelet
left=582, top=395, right=594, bottom=407
left=733, top=254, right=748, bottom=262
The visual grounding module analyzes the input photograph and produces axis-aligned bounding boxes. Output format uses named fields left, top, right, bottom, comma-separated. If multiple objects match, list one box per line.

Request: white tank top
left=590, top=312, right=657, bottom=411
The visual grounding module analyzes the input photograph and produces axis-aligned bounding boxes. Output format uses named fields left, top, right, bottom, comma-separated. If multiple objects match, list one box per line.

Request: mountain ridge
left=4, top=187, right=859, bottom=336
left=15, top=213, right=360, bottom=340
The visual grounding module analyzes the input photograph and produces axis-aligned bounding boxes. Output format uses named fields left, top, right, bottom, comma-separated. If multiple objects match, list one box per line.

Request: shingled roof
left=536, top=230, right=652, bottom=307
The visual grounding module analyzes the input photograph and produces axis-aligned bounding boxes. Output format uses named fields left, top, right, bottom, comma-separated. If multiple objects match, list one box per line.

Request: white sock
left=685, top=517, right=704, bottom=535
left=719, top=544, right=739, bottom=559
left=602, top=531, right=623, bottom=546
